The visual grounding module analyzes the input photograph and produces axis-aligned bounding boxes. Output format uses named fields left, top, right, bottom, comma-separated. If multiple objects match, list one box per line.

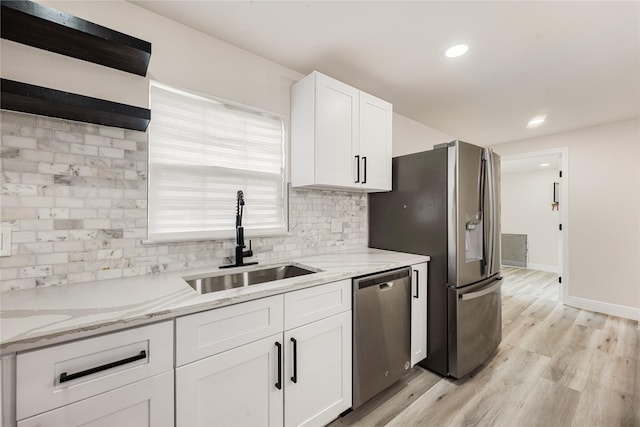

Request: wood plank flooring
left=329, top=267, right=640, bottom=427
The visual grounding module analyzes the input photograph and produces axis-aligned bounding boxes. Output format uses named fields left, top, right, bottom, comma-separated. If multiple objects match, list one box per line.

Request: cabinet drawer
left=176, top=295, right=284, bottom=366
left=284, top=279, right=351, bottom=330
left=16, top=320, right=173, bottom=421
left=18, top=371, right=174, bottom=427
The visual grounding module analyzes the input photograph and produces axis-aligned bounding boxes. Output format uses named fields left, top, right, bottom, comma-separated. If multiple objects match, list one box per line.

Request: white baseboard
left=526, top=263, right=559, bottom=273
left=565, top=295, right=640, bottom=321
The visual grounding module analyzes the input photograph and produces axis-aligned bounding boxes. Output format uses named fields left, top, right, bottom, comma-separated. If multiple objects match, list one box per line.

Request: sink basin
left=184, top=263, right=320, bottom=295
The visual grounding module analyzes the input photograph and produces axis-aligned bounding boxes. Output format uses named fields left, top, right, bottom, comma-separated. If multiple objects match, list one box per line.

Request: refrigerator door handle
left=459, top=278, right=501, bottom=301
left=484, top=148, right=495, bottom=277
left=479, top=151, right=488, bottom=275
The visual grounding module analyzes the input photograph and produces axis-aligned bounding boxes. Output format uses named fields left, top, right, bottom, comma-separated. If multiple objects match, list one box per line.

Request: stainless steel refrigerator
left=369, top=140, right=502, bottom=378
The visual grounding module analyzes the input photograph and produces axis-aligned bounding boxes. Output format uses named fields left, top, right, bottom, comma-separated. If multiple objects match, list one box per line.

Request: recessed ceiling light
left=444, top=44, right=469, bottom=58
left=540, top=163, right=550, bottom=167
left=527, top=115, right=546, bottom=128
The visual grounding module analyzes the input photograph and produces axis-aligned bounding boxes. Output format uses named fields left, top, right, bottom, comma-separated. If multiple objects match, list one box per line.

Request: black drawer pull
left=355, top=155, right=360, bottom=183
left=290, top=337, right=298, bottom=383
left=275, top=342, right=282, bottom=390
left=413, top=269, right=419, bottom=299
left=59, top=350, right=147, bottom=383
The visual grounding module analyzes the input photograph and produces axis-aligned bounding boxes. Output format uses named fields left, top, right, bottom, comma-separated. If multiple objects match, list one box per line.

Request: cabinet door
left=176, top=334, right=283, bottom=427
left=18, top=372, right=173, bottom=427
left=284, top=311, right=352, bottom=427
left=359, top=91, right=392, bottom=191
left=315, top=72, right=360, bottom=187
left=411, top=262, right=428, bottom=366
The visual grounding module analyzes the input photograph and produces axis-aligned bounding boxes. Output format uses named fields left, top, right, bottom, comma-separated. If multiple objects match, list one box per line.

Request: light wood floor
left=329, top=267, right=640, bottom=427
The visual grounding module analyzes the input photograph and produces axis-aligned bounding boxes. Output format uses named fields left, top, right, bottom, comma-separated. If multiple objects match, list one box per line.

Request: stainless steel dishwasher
left=352, top=267, right=412, bottom=409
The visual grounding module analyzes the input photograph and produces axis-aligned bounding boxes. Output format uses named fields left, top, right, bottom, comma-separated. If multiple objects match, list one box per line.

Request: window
left=148, top=82, right=287, bottom=243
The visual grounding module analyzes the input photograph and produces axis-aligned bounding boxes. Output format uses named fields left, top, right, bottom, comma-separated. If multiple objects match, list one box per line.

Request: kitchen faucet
left=220, top=190, right=258, bottom=269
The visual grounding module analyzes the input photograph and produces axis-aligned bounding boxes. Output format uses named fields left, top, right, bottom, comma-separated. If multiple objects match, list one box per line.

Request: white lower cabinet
left=17, top=371, right=174, bottom=427
left=176, top=333, right=284, bottom=427
left=175, top=280, right=352, bottom=427
left=13, top=321, right=174, bottom=427
left=284, top=311, right=352, bottom=427
left=411, top=262, right=428, bottom=366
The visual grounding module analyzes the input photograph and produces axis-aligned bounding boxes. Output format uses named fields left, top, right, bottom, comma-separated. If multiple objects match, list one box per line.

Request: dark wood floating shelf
left=1, top=79, right=151, bottom=132
left=1, top=1, right=151, bottom=76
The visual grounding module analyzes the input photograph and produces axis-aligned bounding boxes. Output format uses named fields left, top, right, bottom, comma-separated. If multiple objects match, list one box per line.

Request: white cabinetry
left=15, top=321, right=174, bottom=426
left=291, top=71, right=392, bottom=192
left=17, top=372, right=173, bottom=427
left=175, top=295, right=284, bottom=427
left=411, top=262, right=428, bottom=366
left=284, top=311, right=351, bottom=427
left=283, top=280, right=352, bottom=427
left=176, top=334, right=283, bottom=427
left=175, top=280, right=352, bottom=427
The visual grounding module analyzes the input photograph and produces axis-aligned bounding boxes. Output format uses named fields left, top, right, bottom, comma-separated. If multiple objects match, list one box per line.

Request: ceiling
left=131, top=1, right=640, bottom=146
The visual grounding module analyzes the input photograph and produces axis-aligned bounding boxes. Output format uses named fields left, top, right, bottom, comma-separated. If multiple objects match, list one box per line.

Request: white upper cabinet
left=359, top=91, right=392, bottom=191
left=291, top=71, right=392, bottom=192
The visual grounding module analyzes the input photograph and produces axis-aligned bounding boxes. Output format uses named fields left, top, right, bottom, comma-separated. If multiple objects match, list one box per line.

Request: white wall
left=502, top=168, right=560, bottom=272
left=492, top=119, right=640, bottom=319
left=392, top=114, right=453, bottom=157
left=1, top=0, right=304, bottom=116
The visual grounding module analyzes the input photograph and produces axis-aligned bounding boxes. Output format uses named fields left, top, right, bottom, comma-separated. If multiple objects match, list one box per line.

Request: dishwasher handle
left=355, top=268, right=410, bottom=290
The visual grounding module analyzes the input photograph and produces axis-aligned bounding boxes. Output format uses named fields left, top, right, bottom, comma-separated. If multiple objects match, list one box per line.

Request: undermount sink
left=184, top=263, right=321, bottom=295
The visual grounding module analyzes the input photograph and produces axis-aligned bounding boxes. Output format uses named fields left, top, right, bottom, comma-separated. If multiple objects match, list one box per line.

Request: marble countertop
left=0, top=248, right=429, bottom=354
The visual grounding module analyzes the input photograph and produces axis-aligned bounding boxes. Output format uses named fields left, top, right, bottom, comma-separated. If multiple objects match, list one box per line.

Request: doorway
left=500, top=148, right=568, bottom=304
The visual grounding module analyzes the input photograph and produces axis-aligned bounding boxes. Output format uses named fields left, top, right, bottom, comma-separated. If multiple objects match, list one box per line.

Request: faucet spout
left=220, top=190, right=257, bottom=269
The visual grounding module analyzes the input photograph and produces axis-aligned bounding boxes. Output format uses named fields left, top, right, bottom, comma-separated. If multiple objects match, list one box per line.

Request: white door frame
left=501, top=148, right=569, bottom=304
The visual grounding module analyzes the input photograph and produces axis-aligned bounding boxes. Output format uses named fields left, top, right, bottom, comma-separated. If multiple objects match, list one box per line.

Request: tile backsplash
left=0, top=111, right=368, bottom=292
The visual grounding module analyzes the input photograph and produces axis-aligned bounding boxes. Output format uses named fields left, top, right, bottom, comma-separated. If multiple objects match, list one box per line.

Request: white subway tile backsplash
left=21, top=196, right=54, bottom=208
left=3, top=208, right=37, bottom=220
left=2, top=159, right=38, bottom=173
left=54, top=130, right=84, bottom=143
left=98, top=126, right=125, bottom=139
left=70, top=143, right=99, bottom=156
left=19, top=265, right=52, bottom=278
left=18, top=219, right=53, bottom=231
left=98, top=146, right=125, bottom=159
left=1, top=112, right=368, bottom=291
left=38, top=117, right=70, bottom=130
left=2, top=135, right=38, bottom=149
left=54, top=197, right=85, bottom=208
left=37, top=230, right=70, bottom=242
left=37, top=253, right=69, bottom=265
left=20, top=242, right=54, bottom=254
left=3, top=183, right=38, bottom=196
left=21, top=149, right=55, bottom=163
left=37, top=140, right=70, bottom=153
left=84, top=134, right=111, bottom=146
left=38, top=163, right=71, bottom=175
left=83, top=219, right=111, bottom=229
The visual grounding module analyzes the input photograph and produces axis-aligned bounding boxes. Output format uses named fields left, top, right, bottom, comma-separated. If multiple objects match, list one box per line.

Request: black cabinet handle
left=59, top=350, right=147, bottom=383
left=355, top=155, right=360, bottom=183
left=413, top=269, right=419, bottom=298
left=275, top=342, right=282, bottom=390
left=362, top=156, right=367, bottom=184
left=290, top=337, right=298, bottom=383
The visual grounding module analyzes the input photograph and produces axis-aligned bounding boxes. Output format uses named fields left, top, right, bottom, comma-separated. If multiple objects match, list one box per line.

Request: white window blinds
left=148, top=82, right=287, bottom=243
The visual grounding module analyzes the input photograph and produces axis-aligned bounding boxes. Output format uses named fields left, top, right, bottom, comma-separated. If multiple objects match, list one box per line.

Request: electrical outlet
left=0, top=225, right=12, bottom=257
